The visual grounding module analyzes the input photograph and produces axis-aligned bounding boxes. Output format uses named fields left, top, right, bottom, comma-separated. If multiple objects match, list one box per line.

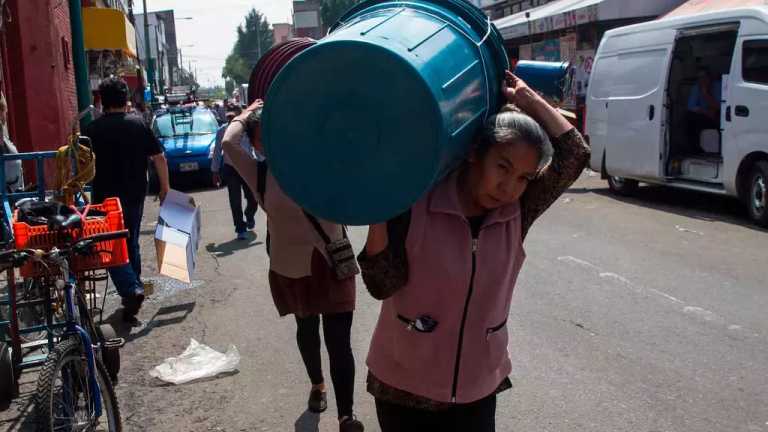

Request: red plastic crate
left=13, top=197, right=130, bottom=277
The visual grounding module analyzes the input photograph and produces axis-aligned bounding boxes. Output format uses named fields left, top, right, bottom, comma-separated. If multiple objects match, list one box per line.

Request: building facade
left=135, top=12, right=172, bottom=96
left=81, top=1, right=143, bottom=106
left=493, top=0, right=688, bottom=109
left=293, top=0, right=324, bottom=39
left=0, top=0, right=78, bottom=154
left=273, top=23, right=294, bottom=45
left=482, top=0, right=558, bottom=20
left=151, top=10, right=180, bottom=88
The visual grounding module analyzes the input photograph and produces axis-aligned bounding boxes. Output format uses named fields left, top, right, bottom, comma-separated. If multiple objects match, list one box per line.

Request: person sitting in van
left=686, top=68, right=721, bottom=153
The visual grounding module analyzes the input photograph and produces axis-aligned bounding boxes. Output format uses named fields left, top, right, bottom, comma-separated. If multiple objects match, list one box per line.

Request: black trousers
left=295, top=312, right=356, bottom=418
left=222, top=163, right=257, bottom=233
left=375, top=394, right=497, bottom=432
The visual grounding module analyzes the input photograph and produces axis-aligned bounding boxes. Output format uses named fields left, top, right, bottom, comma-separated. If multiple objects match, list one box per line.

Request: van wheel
left=747, top=161, right=768, bottom=227
left=607, top=176, right=639, bottom=196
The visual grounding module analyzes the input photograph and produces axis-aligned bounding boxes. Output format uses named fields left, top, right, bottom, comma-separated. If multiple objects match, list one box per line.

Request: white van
left=586, top=7, right=768, bottom=227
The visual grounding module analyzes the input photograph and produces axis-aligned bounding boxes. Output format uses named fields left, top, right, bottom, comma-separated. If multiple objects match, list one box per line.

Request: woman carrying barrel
left=222, top=101, right=365, bottom=432
left=359, top=72, right=591, bottom=431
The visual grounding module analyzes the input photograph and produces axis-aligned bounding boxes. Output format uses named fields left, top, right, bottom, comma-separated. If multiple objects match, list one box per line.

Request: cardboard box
left=155, top=190, right=201, bottom=283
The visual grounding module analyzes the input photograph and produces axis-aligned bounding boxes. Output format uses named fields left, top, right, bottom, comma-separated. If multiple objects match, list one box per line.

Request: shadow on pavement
left=294, top=410, right=320, bottom=432
left=0, top=376, right=39, bottom=431
left=105, top=302, right=196, bottom=343
left=591, top=185, right=768, bottom=233
left=205, top=232, right=262, bottom=258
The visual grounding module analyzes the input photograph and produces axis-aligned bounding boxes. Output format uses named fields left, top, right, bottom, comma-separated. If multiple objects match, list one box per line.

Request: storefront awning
left=82, top=7, right=138, bottom=58
left=494, top=0, right=604, bottom=40
left=494, top=0, right=689, bottom=40
left=665, top=0, right=768, bottom=18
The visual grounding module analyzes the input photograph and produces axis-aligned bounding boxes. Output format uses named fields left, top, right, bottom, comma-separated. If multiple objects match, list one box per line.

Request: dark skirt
left=268, top=249, right=356, bottom=317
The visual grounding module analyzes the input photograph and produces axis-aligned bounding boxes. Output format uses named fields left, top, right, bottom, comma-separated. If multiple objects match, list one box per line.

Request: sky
left=146, top=0, right=294, bottom=88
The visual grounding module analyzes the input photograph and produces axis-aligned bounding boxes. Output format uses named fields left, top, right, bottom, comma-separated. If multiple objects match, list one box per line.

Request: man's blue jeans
left=108, top=200, right=145, bottom=298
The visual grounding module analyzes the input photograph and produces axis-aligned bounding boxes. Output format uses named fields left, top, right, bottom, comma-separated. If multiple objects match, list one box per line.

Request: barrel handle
left=412, top=9, right=494, bottom=119
left=332, top=6, right=496, bottom=120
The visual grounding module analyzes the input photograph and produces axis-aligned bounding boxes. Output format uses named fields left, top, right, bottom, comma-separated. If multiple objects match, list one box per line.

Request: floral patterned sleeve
left=520, top=128, right=591, bottom=240
left=357, top=211, right=411, bottom=300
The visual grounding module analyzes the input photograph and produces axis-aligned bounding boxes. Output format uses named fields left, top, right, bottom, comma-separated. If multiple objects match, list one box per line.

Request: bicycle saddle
left=16, top=201, right=81, bottom=230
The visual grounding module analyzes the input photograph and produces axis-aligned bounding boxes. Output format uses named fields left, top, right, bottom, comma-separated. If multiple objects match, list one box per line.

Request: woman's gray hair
left=477, top=104, right=554, bottom=173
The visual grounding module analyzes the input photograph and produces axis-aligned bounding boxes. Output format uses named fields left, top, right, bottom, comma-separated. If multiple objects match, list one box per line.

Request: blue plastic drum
left=514, top=60, right=570, bottom=100
left=262, top=0, right=509, bottom=225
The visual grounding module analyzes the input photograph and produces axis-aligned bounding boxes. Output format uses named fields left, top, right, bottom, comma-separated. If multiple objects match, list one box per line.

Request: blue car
left=152, top=106, right=220, bottom=185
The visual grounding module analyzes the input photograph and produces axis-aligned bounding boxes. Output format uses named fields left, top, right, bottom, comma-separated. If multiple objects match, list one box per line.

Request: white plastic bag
left=149, top=338, right=240, bottom=385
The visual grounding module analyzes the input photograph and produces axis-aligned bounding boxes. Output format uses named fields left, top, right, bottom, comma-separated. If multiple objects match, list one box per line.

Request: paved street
left=2, top=173, right=767, bottom=432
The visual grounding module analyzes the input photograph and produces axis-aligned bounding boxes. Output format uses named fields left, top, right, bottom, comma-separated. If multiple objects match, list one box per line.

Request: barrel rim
left=331, top=0, right=509, bottom=73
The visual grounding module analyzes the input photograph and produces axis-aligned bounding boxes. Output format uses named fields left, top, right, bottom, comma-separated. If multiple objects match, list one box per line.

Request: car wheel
left=607, top=175, right=639, bottom=196
left=747, top=161, right=768, bottom=228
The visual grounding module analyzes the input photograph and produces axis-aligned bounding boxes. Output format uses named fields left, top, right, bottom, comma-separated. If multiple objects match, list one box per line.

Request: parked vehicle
left=151, top=106, right=219, bottom=186
left=586, top=7, right=768, bottom=227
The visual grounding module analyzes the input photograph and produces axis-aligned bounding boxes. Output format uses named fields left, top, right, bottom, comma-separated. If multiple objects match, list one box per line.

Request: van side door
left=603, top=48, right=672, bottom=180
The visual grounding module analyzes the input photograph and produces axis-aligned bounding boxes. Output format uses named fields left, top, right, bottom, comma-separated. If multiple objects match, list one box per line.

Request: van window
left=743, top=40, right=768, bottom=84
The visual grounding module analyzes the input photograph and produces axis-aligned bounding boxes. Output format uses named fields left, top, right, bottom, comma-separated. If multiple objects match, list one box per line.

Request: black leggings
left=375, top=394, right=497, bottom=432
left=295, top=312, right=355, bottom=418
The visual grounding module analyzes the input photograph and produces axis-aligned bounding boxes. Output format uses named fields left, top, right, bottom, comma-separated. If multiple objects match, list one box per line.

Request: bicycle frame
left=0, top=151, right=92, bottom=372
left=55, top=254, right=103, bottom=418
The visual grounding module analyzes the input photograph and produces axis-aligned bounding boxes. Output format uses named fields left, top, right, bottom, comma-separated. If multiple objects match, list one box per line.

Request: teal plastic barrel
left=514, top=60, right=570, bottom=100
left=262, top=0, right=509, bottom=225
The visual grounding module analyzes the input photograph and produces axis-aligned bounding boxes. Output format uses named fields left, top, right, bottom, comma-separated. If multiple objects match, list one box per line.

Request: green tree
left=222, top=8, right=274, bottom=85
left=320, top=0, right=360, bottom=29
left=222, top=54, right=250, bottom=85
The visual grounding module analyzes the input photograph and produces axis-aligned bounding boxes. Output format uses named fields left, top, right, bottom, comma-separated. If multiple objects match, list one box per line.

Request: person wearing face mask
left=358, top=72, right=591, bottom=431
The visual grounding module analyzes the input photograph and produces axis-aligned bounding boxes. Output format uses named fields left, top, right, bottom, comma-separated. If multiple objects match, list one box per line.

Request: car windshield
left=154, top=109, right=218, bottom=138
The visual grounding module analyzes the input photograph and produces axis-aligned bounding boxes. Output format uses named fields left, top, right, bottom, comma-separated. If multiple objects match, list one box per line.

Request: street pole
left=154, top=26, right=164, bottom=94
left=178, top=48, right=183, bottom=84
left=142, top=0, right=155, bottom=103
left=68, top=0, right=92, bottom=129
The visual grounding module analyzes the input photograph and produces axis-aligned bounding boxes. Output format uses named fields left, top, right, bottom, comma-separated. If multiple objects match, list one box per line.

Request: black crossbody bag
left=257, top=161, right=359, bottom=280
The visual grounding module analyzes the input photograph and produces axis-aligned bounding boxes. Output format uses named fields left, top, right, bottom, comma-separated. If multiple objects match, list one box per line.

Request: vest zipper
left=451, top=236, right=479, bottom=403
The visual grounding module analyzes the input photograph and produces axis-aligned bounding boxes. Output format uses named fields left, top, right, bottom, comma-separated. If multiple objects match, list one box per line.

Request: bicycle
left=0, top=229, right=127, bottom=432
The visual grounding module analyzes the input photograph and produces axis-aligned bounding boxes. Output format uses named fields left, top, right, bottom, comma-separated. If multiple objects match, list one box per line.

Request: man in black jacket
left=85, top=77, right=170, bottom=325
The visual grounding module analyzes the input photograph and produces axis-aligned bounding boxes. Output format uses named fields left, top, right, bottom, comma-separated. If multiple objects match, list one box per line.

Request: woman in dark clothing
left=222, top=101, right=364, bottom=432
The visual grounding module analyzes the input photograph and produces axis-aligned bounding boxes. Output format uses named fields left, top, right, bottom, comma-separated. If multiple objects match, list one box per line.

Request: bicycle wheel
left=35, top=338, right=122, bottom=432
left=0, top=341, right=17, bottom=404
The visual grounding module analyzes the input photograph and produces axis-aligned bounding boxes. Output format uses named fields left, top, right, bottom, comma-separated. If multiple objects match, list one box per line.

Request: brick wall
left=52, top=0, right=79, bottom=140
left=2, top=0, right=79, bottom=185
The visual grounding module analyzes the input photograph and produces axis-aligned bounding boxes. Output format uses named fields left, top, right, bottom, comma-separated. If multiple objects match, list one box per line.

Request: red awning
left=665, top=0, right=768, bottom=18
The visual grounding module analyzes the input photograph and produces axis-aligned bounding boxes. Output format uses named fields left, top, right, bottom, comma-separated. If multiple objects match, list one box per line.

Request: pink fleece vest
left=367, top=172, right=526, bottom=404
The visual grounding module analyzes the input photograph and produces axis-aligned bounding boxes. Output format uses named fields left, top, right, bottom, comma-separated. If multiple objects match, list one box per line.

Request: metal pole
left=68, top=0, right=92, bottom=129
left=179, top=48, right=183, bottom=84
left=142, top=0, right=155, bottom=102
left=154, top=26, right=164, bottom=94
